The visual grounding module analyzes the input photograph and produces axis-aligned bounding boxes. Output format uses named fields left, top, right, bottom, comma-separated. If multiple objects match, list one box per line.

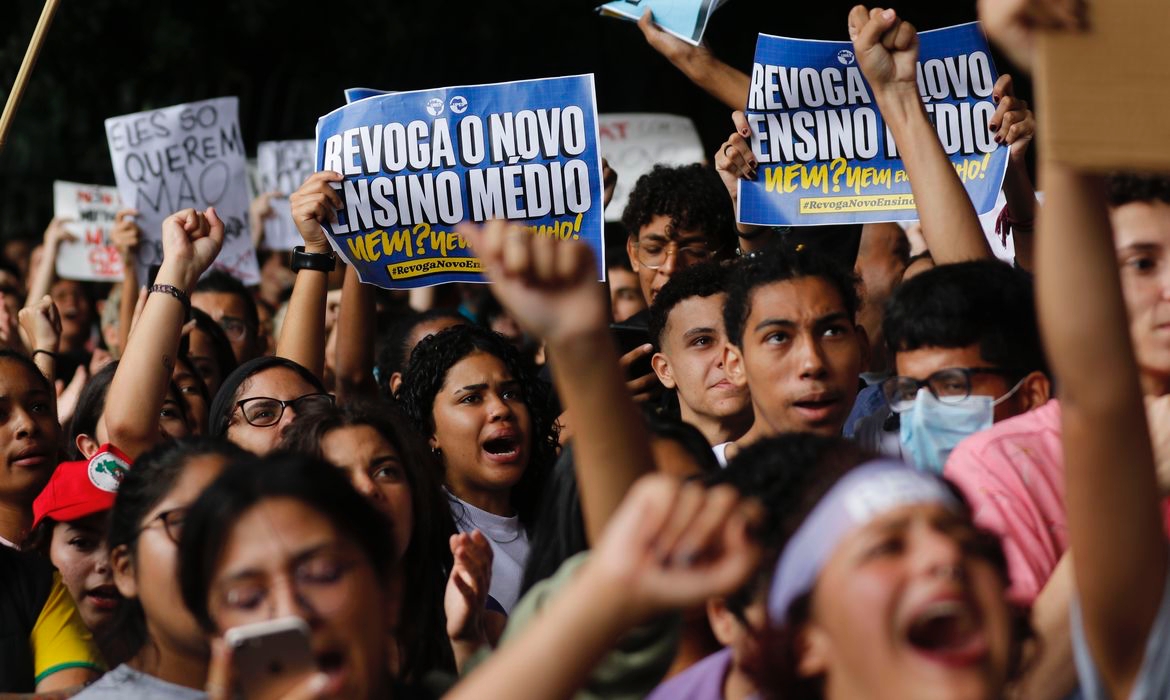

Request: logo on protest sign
left=737, top=22, right=1008, bottom=227
left=53, top=181, right=124, bottom=282
left=449, top=96, right=468, bottom=114
left=105, top=97, right=260, bottom=285
left=314, top=74, right=605, bottom=290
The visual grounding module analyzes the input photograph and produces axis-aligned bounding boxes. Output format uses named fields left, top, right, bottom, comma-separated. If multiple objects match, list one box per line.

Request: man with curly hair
left=621, top=164, right=737, bottom=308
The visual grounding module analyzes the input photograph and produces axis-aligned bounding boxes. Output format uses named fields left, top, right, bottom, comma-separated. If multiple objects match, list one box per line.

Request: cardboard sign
left=316, top=75, right=605, bottom=290
left=105, top=97, right=260, bottom=285
left=738, top=23, right=1008, bottom=227
left=597, top=113, right=706, bottom=221
left=53, top=181, right=124, bottom=281
left=256, top=140, right=315, bottom=250
left=1037, top=0, right=1170, bottom=172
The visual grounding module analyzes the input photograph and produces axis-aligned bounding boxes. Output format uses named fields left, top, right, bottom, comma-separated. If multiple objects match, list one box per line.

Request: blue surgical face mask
left=899, top=381, right=1024, bottom=473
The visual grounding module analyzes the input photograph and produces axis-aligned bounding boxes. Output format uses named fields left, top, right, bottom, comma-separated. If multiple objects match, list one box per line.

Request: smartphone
left=611, top=322, right=655, bottom=379
left=225, top=617, right=316, bottom=699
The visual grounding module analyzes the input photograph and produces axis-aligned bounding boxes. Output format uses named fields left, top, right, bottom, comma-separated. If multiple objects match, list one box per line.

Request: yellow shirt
left=30, top=573, right=104, bottom=685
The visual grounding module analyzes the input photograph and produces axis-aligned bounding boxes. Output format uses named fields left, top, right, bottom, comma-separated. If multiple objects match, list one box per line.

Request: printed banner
left=316, top=75, right=605, bottom=290
left=598, top=0, right=731, bottom=46
left=53, top=181, right=124, bottom=281
left=257, top=140, right=315, bottom=250
left=598, top=113, right=705, bottom=221
left=105, top=97, right=260, bottom=284
left=737, top=22, right=1008, bottom=227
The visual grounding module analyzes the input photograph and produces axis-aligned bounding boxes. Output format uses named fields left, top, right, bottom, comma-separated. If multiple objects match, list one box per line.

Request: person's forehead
left=239, top=366, right=316, bottom=400
left=1112, top=200, right=1170, bottom=251
left=894, top=344, right=988, bottom=380
left=665, top=294, right=726, bottom=340
left=217, top=498, right=342, bottom=576
left=192, top=290, right=249, bottom=316
left=607, top=267, right=638, bottom=287
left=636, top=216, right=710, bottom=243
left=745, top=277, right=847, bottom=326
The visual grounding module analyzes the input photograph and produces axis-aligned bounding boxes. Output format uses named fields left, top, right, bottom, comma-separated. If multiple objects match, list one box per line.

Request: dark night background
left=0, top=0, right=1014, bottom=241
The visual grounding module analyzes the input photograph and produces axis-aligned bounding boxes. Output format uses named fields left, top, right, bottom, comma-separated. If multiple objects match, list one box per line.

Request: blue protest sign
left=344, top=87, right=388, bottom=104
left=316, top=75, right=604, bottom=289
left=598, top=0, right=731, bottom=46
left=737, top=22, right=1007, bottom=227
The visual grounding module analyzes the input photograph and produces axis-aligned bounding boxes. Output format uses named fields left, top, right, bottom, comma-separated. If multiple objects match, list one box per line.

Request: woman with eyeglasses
left=179, top=454, right=425, bottom=699
left=208, top=356, right=332, bottom=456
left=72, top=437, right=248, bottom=699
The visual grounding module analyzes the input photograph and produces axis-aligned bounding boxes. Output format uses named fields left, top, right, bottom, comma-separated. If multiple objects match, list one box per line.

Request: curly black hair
left=396, top=325, right=558, bottom=532
left=1108, top=173, right=1170, bottom=207
left=723, top=245, right=861, bottom=348
left=620, top=163, right=736, bottom=254
left=647, top=260, right=734, bottom=347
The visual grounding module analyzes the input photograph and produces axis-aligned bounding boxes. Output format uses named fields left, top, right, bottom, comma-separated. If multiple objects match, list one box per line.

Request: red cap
left=32, top=445, right=132, bottom=529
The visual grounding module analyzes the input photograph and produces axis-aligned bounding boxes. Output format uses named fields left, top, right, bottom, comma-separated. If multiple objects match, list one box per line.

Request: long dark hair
left=280, top=400, right=457, bottom=681
left=178, top=453, right=397, bottom=632
left=104, top=437, right=249, bottom=657
left=66, top=362, right=117, bottom=460
left=207, top=356, right=325, bottom=438
left=396, top=325, right=558, bottom=531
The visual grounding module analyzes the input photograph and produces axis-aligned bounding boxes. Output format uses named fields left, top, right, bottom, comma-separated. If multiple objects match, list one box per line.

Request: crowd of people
left=1, top=0, right=1167, bottom=698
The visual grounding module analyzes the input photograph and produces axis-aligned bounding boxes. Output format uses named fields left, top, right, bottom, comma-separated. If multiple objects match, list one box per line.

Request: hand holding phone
left=207, top=617, right=325, bottom=700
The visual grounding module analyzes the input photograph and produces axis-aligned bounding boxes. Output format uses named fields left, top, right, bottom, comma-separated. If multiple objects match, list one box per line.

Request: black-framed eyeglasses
left=881, top=367, right=1022, bottom=413
left=633, top=240, right=716, bottom=270
left=235, top=393, right=335, bottom=427
left=138, top=508, right=187, bottom=544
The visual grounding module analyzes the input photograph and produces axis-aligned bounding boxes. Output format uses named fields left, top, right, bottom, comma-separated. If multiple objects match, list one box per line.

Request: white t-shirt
left=449, top=495, right=530, bottom=613
left=1072, top=561, right=1170, bottom=699
left=712, top=442, right=731, bottom=468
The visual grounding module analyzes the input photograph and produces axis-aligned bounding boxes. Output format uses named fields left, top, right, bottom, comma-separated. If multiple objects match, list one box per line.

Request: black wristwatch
left=290, top=246, right=336, bottom=273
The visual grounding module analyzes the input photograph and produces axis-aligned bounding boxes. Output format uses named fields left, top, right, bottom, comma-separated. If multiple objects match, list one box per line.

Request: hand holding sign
left=290, top=171, right=342, bottom=255
left=110, top=209, right=141, bottom=262
left=848, top=6, right=920, bottom=100
left=458, top=219, right=607, bottom=345
left=989, top=74, right=1035, bottom=160
left=159, top=208, right=225, bottom=291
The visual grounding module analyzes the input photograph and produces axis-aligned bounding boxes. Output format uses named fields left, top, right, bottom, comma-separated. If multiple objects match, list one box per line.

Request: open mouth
left=482, top=436, right=521, bottom=462
left=791, top=395, right=841, bottom=419
left=85, top=585, right=121, bottom=611
left=315, top=650, right=348, bottom=693
left=904, top=599, right=987, bottom=666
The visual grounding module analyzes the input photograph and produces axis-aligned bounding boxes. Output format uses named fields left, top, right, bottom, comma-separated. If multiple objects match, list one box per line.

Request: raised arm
left=637, top=11, right=750, bottom=110
left=1035, top=158, right=1166, bottom=700
left=850, top=6, right=991, bottom=263
left=333, top=264, right=378, bottom=404
left=459, top=220, right=653, bottom=543
left=447, top=476, right=760, bottom=700
left=104, top=208, right=223, bottom=459
left=276, top=171, right=343, bottom=378
left=25, top=218, right=72, bottom=309
left=990, top=74, right=1039, bottom=269
left=109, top=208, right=141, bottom=358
